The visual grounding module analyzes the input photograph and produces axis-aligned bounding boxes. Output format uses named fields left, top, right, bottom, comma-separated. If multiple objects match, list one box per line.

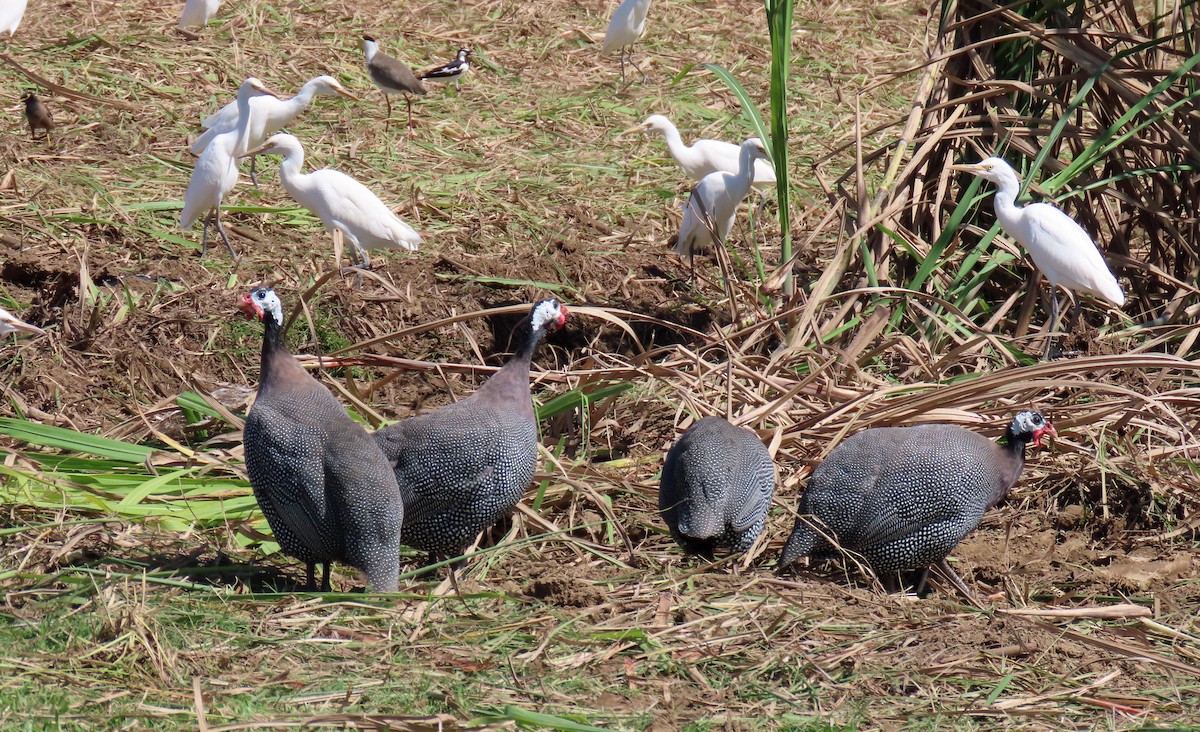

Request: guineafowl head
left=1009, top=410, right=1056, bottom=448
left=240, top=287, right=284, bottom=327
left=530, top=299, right=568, bottom=333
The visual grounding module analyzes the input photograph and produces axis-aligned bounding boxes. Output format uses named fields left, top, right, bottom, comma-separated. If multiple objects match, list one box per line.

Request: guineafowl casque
left=778, top=411, right=1055, bottom=596
left=240, top=287, right=403, bottom=592
left=659, top=416, right=775, bottom=555
left=374, top=299, right=568, bottom=564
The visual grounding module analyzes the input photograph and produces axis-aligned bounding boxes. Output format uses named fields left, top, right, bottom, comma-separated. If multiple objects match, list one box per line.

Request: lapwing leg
left=212, top=208, right=239, bottom=262
left=405, top=94, right=415, bottom=138
left=320, top=563, right=332, bottom=592
left=381, top=90, right=392, bottom=131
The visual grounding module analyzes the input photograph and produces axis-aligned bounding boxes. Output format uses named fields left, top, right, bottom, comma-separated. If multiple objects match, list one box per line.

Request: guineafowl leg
left=305, top=562, right=317, bottom=591
left=320, top=563, right=332, bottom=593
left=935, top=558, right=976, bottom=600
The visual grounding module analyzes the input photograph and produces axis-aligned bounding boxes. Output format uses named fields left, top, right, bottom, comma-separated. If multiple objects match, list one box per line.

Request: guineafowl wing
left=244, top=406, right=333, bottom=559
left=729, top=457, right=775, bottom=533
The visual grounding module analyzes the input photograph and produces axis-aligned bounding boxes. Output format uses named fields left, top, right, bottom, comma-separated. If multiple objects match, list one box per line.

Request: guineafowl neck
left=258, top=316, right=290, bottom=384
left=990, top=431, right=1028, bottom=508
left=513, top=323, right=547, bottom=365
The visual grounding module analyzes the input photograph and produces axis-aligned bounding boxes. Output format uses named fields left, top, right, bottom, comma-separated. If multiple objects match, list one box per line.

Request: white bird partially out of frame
left=669, top=138, right=770, bottom=260
left=602, top=0, right=652, bottom=84
left=191, top=75, right=357, bottom=185
left=178, top=0, right=221, bottom=30
left=0, top=307, right=45, bottom=338
left=621, top=114, right=776, bottom=187
left=180, top=77, right=278, bottom=261
left=1, top=0, right=28, bottom=36
left=951, top=156, right=1126, bottom=359
left=241, top=133, right=422, bottom=269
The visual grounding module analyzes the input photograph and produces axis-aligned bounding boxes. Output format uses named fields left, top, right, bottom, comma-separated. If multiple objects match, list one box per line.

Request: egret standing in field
left=952, top=157, right=1125, bottom=358
left=178, top=0, right=221, bottom=30
left=602, top=0, right=652, bottom=84
left=191, top=75, right=357, bottom=186
left=361, top=35, right=427, bottom=134
left=241, top=133, right=422, bottom=268
left=180, top=78, right=278, bottom=261
left=669, top=138, right=769, bottom=261
left=0, top=308, right=45, bottom=338
left=621, top=114, right=776, bottom=186
left=1, top=0, right=27, bottom=36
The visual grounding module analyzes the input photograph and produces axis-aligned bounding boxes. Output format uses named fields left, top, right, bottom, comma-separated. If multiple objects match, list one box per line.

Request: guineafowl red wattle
left=778, top=411, right=1055, bottom=596
left=373, top=299, right=568, bottom=563
left=240, top=287, right=403, bottom=592
left=659, top=416, right=775, bottom=555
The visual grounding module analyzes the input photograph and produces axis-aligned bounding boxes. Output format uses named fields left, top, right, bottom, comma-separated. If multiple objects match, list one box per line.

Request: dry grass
left=1, top=0, right=1199, bottom=729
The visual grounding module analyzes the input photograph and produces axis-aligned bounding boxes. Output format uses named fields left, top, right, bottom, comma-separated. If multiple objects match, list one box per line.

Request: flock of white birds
left=3, top=0, right=1128, bottom=359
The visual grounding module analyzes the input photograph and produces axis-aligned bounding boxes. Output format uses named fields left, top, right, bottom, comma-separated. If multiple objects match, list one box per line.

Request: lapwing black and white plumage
left=21, top=91, right=53, bottom=143
left=361, top=35, right=427, bottom=135
left=420, top=48, right=472, bottom=90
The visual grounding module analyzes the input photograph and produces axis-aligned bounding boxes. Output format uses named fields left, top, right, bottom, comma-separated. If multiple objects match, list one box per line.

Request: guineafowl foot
left=320, top=562, right=333, bottom=592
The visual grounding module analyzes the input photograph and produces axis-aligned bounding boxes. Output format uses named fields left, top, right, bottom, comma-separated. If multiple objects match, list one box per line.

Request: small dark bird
left=240, top=287, right=403, bottom=592
left=420, top=48, right=472, bottom=90
left=778, top=411, right=1055, bottom=597
left=361, top=35, right=427, bottom=135
left=374, top=299, right=568, bottom=565
left=659, top=416, right=776, bottom=555
left=21, top=91, right=53, bottom=143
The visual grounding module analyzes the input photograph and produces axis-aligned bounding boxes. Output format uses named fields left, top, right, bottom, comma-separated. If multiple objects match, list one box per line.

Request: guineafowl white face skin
left=240, top=288, right=284, bottom=326
left=530, top=299, right=568, bottom=332
left=1012, top=410, right=1056, bottom=448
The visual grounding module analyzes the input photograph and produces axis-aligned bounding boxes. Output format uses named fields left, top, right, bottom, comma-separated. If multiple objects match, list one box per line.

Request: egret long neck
left=659, top=124, right=691, bottom=166
left=730, top=146, right=758, bottom=199
left=275, top=145, right=307, bottom=197
left=990, top=178, right=1023, bottom=228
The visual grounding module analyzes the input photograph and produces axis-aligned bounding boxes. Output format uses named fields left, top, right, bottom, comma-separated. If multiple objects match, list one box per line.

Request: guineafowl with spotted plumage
left=659, top=416, right=775, bottom=555
left=240, top=287, right=403, bottom=592
left=374, top=299, right=568, bottom=563
left=778, top=411, right=1055, bottom=596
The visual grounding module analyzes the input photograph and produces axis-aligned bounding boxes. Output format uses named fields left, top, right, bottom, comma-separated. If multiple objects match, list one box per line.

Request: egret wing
left=1024, top=203, right=1122, bottom=303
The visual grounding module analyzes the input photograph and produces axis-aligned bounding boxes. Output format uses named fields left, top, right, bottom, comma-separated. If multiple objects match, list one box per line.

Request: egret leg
left=628, top=49, right=648, bottom=85
left=320, top=563, right=332, bottom=592
left=1044, top=292, right=1061, bottom=360
left=618, top=47, right=627, bottom=84
left=199, top=211, right=212, bottom=258
left=248, top=155, right=259, bottom=188
left=212, top=209, right=239, bottom=262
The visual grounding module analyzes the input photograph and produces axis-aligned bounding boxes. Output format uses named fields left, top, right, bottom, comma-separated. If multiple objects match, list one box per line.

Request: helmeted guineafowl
left=778, top=411, right=1055, bottom=596
left=374, top=299, right=568, bottom=563
left=240, top=287, right=403, bottom=592
left=659, top=416, right=775, bottom=555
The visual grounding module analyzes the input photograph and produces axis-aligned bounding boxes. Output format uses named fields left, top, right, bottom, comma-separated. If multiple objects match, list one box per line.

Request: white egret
left=952, top=157, right=1125, bottom=357
left=669, top=138, right=769, bottom=258
left=191, top=75, right=357, bottom=184
left=178, top=0, right=221, bottom=30
left=361, top=35, right=426, bottom=134
left=420, top=48, right=472, bottom=91
left=1, top=0, right=27, bottom=36
left=180, top=77, right=278, bottom=261
left=241, top=133, right=422, bottom=268
left=621, top=114, right=776, bottom=186
left=0, top=308, right=45, bottom=338
left=602, top=0, right=652, bottom=84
